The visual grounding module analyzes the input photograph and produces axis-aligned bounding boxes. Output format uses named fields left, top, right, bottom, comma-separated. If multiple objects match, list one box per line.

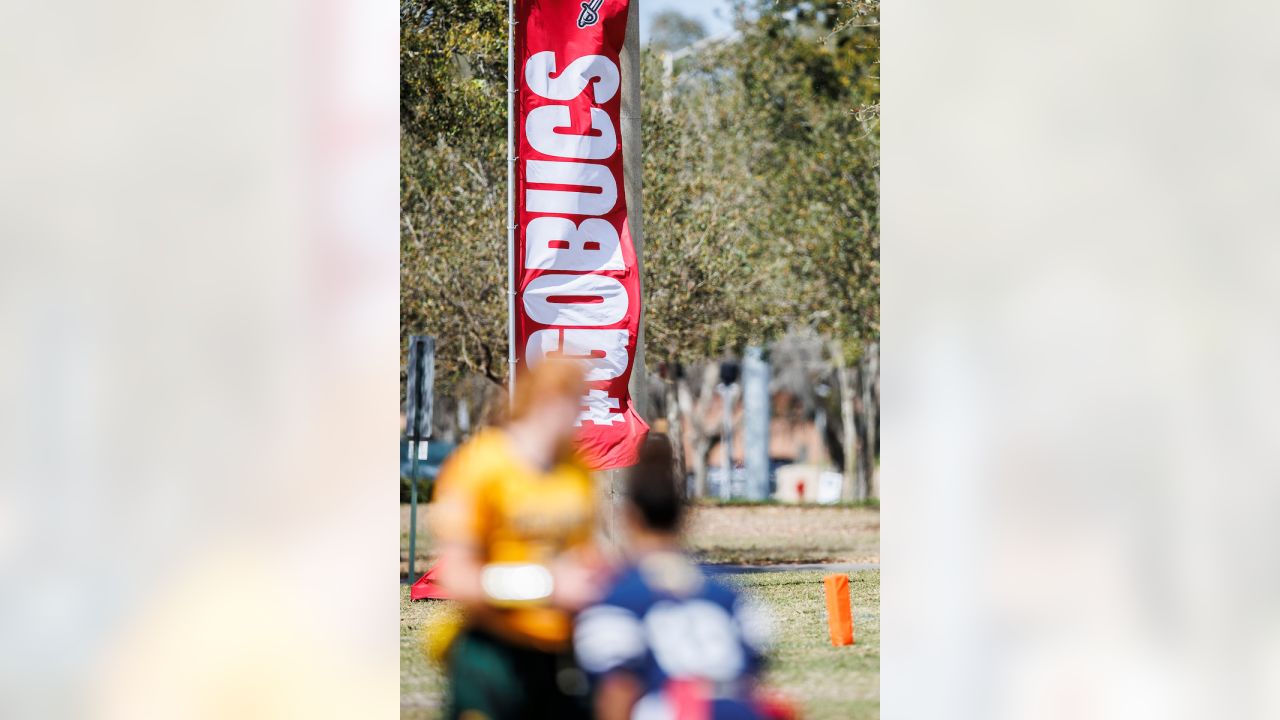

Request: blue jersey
left=574, top=552, right=773, bottom=720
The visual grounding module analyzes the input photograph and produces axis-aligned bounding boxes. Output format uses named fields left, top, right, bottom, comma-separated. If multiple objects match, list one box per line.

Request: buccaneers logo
left=577, top=0, right=603, bottom=28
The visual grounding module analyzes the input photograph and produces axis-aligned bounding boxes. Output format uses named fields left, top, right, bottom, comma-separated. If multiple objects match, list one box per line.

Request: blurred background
left=3, top=0, right=1280, bottom=718
left=401, top=0, right=880, bottom=505
left=886, top=1, right=1280, bottom=718
left=0, top=0, right=400, bottom=717
left=400, top=4, right=882, bottom=717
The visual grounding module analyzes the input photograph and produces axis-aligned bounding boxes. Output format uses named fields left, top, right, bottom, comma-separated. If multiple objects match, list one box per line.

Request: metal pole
left=742, top=346, right=770, bottom=500
left=720, top=383, right=734, bottom=499
left=622, top=0, right=645, bottom=422
left=506, top=0, right=517, bottom=405
left=606, top=0, right=645, bottom=546
left=408, top=437, right=420, bottom=581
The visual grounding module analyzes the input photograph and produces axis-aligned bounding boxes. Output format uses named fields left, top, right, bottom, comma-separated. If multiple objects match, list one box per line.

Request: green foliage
left=401, top=0, right=508, bottom=389
left=639, top=47, right=781, bottom=364
left=399, top=0, right=879, bottom=385
left=401, top=0, right=505, bottom=141
left=742, top=0, right=879, bottom=354
left=648, top=9, right=708, bottom=51
left=642, top=0, right=879, bottom=365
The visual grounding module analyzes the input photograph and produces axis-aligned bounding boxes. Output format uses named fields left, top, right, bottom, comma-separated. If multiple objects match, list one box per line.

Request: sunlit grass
left=400, top=569, right=879, bottom=719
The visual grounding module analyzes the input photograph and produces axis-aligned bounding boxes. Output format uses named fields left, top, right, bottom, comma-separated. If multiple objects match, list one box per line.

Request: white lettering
left=526, top=329, right=630, bottom=381
left=524, top=51, right=620, bottom=103
left=526, top=106, right=617, bottom=160
left=522, top=273, right=628, bottom=327
left=525, top=217, right=622, bottom=271
left=576, top=389, right=622, bottom=426
left=525, top=160, right=617, bottom=216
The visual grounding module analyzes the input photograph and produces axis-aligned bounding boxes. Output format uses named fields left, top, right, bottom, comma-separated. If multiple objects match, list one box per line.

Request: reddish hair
left=509, top=359, right=587, bottom=422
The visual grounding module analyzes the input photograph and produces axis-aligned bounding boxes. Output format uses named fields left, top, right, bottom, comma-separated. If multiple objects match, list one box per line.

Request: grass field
left=401, top=503, right=880, bottom=718
left=400, top=570, right=879, bottom=719
left=402, top=502, right=880, bottom=575
left=400, top=590, right=452, bottom=720
left=685, top=503, right=880, bottom=565
left=729, top=570, right=880, bottom=719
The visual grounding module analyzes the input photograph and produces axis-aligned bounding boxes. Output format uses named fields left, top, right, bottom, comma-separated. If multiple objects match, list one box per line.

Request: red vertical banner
left=514, top=0, right=647, bottom=469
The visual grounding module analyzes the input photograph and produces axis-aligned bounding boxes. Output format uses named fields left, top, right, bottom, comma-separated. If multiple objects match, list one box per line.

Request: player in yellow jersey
left=432, top=360, right=603, bottom=720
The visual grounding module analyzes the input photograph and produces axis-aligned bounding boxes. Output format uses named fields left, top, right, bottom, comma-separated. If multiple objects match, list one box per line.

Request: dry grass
left=400, top=569, right=879, bottom=720
left=685, top=504, right=880, bottom=565
left=730, top=570, right=880, bottom=719
left=400, top=504, right=434, bottom=578
left=400, top=503, right=881, bottom=718
left=400, top=587, right=451, bottom=720
left=402, top=503, right=880, bottom=574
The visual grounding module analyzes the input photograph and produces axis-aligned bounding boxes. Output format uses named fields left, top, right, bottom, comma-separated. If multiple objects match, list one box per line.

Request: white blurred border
left=0, top=0, right=399, bottom=717
left=9, top=0, right=1280, bottom=717
left=884, top=1, right=1280, bottom=718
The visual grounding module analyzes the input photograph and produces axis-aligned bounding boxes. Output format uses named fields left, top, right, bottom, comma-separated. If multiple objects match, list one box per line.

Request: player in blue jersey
left=573, top=435, right=789, bottom=720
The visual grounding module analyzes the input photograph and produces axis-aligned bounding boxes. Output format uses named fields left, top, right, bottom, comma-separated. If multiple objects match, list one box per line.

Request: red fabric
left=754, top=691, right=801, bottom=720
left=515, top=0, right=648, bottom=470
left=409, top=561, right=449, bottom=601
left=665, top=678, right=712, bottom=720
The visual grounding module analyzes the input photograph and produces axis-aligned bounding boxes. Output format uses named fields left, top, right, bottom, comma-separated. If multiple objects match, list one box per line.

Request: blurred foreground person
left=432, top=360, right=602, bottom=720
left=574, top=436, right=792, bottom=720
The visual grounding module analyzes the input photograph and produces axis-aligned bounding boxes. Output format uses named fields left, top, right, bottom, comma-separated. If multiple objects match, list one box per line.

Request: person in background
left=574, top=435, right=789, bottom=720
left=432, top=360, right=603, bottom=720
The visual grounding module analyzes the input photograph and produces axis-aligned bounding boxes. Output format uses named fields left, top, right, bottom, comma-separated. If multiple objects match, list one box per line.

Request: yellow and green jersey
left=431, top=428, right=596, bottom=649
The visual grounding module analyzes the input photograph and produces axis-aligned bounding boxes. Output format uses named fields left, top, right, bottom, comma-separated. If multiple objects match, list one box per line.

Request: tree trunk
left=693, top=435, right=712, bottom=499
left=831, top=341, right=861, bottom=501
left=677, top=365, right=718, bottom=498
left=663, top=376, right=687, bottom=492
left=679, top=374, right=710, bottom=498
left=858, top=342, right=879, bottom=498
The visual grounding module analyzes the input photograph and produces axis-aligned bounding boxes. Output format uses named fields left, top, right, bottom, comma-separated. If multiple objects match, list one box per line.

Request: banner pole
left=611, top=0, right=644, bottom=545
left=407, top=437, right=419, bottom=580
left=506, top=0, right=517, bottom=405
left=622, top=0, right=644, bottom=421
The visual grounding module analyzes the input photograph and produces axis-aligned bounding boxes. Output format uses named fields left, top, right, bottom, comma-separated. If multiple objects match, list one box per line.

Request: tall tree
left=639, top=39, right=787, bottom=490
left=401, top=0, right=508, bottom=392
left=740, top=0, right=879, bottom=499
left=400, top=0, right=879, bottom=497
left=648, top=9, right=708, bottom=52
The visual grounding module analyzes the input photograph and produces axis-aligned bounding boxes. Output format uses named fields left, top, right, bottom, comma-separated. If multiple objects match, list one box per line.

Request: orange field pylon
left=823, top=573, right=854, bottom=646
